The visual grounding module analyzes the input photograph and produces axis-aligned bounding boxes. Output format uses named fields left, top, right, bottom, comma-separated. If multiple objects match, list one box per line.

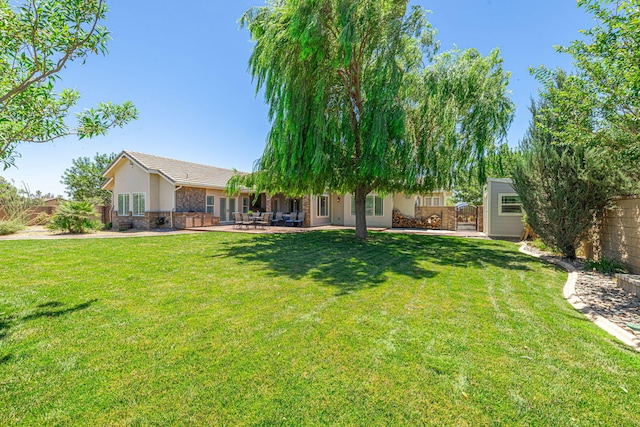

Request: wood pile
left=520, top=224, right=538, bottom=241
left=392, top=209, right=441, bottom=229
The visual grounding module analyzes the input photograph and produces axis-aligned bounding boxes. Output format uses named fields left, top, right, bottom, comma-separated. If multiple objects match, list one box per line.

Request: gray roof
left=110, top=151, right=247, bottom=189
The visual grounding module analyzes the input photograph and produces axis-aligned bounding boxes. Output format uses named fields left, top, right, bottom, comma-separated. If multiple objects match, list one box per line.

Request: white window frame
left=242, top=197, right=250, bottom=213
left=316, top=195, right=329, bottom=217
left=351, top=195, right=384, bottom=217
left=206, top=196, right=215, bottom=214
left=498, top=193, right=523, bottom=216
left=117, top=193, right=130, bottom=216
left=424, top=196, right=441, bottom=207
left=132, top=192, right=146, bottom=216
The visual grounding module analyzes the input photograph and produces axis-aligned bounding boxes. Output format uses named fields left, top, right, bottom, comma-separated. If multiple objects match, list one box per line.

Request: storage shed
left=483, top=178, right=524, bottom=238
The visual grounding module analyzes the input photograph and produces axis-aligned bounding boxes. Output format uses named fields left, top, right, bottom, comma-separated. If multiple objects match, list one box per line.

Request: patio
left=186, top=224, right=488, bottom=238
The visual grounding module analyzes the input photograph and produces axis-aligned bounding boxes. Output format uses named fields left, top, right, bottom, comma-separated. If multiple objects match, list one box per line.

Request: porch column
left=265, top=194, right=272, bottom=212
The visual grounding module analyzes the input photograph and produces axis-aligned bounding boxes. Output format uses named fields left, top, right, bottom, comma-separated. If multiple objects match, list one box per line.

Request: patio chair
left=271, top=212, right=283, bottom=226
left=241, top=213, right=253, bottom=229
left=257, top=212, right=271, bottom=229
left=233, top=212, right=243, bottom=229
left=284, top=212, right=297, bottom=227
left=293, top=211, right=305, bottom=227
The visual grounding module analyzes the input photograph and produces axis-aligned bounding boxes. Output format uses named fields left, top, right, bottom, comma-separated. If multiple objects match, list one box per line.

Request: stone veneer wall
left=175, top=187, right=206, bottom=212
left=112, top=211, right=191, bottom=231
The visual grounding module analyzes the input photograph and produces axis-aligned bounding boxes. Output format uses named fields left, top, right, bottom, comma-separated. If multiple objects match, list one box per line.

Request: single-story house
left=483, top=178, right=524, bottom=238
left=102, top=151, right=452, bottom=231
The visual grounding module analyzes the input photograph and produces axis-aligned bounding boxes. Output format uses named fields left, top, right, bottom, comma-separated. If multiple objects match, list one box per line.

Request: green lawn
left=0, top=231, right=638, bottom=426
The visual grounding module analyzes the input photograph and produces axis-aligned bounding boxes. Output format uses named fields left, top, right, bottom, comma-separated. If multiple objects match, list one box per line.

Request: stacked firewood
left=392, top=209, right=442, bottom=229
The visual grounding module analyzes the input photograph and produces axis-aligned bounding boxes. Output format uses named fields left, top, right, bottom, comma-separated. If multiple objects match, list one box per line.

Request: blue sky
left=3, top=0, right=595, bottom=196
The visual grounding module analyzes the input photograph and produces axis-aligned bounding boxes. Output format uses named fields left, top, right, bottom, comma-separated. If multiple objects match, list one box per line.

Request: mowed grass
left=0, top=231, right=638, bottom=426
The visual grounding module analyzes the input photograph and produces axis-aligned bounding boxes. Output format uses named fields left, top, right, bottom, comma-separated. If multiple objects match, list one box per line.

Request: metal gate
left=455, top=204, right=478, bottom=231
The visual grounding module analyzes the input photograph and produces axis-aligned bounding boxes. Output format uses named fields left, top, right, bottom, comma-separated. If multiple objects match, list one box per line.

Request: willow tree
left=236, top=0, right=513, bottom=239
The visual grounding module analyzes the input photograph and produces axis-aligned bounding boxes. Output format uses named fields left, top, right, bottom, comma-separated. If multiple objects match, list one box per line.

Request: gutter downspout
left=171, top=185, right=183, bottom=229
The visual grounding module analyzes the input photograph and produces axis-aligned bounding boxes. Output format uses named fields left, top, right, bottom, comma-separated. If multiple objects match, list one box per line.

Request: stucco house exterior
left=102, top=151, right=453, bottom=231
left=102, top=151, right=258, bottom=230
left=483, top=178, right=524, bottom=238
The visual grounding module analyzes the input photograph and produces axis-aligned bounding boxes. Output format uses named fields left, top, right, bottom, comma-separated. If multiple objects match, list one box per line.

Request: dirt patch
left=0, top=225, right=194, bottom=240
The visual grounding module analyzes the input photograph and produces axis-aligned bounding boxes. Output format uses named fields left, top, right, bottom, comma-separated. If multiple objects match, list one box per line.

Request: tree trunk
left=354, top=184, right=368, bottom=240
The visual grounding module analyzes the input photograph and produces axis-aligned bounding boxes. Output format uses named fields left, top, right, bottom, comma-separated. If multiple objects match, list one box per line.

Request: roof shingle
left=123, top=151, right=247, bottom=189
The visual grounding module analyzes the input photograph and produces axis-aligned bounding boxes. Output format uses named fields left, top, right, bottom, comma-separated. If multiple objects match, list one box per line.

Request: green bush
left=47, top=201, right=102, bottom=234
left=511, top=74, right=630, bottom=260
left=583, top=258, right=628, bottom=275
left=0, top=220, right=25, bottom=235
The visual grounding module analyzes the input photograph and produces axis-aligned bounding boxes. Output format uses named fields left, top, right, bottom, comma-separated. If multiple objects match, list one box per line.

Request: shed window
left=498, top=193, right=523, bottom=216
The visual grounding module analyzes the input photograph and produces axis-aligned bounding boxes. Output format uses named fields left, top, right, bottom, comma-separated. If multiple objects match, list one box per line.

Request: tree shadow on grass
left=216, top=230, right=535, bottom=295
left=0, top=299, right=97, bottom=344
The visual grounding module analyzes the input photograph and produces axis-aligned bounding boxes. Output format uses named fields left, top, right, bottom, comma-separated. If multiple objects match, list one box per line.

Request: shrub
left=47, top=201, right=102, bottom=234
left=0, top=220, right=25, bottom=235
left=583, top=258, right=628, bottom=275
left=27, top=211, right=51, bottom=226
left=511, top=74, right=630, bottom=260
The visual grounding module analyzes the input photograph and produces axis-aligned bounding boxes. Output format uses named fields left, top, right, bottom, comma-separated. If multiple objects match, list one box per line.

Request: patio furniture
left=284, top=212, right=297, bottom=227
left=271, top=212, right=283, bottom=226
left=293, top=211, right=305, bottom=227
left=233, top=212, right=243, bottom=229
left=241, top=213, right=253, bottom=229
left=257, top=212, right=271, bottom=229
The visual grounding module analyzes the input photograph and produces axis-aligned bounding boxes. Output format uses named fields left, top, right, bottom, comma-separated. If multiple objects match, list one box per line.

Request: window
left=272, top=199, right=279, bottom=213
left=498, top=193, right=523, bottom=216
left=242, top=197, right=249, bottom=213
left=374, top=197, right=383, bottom=216
left=317, top=195, right=329, bottom=217
left=117, top=193, right=130, bottom=216
left=132, top=192, right=146, bottom=216
left=206, top=196, right=215, bottom=214
left=424, top=196, right=441, bottom=207
left=351, top=195, right=384, bottom=216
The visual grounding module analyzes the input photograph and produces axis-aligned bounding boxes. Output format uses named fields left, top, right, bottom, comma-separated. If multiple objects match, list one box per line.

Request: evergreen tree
left=512, top=74, right=629, bottom=259
left=61, top=152, right=115, bottom=205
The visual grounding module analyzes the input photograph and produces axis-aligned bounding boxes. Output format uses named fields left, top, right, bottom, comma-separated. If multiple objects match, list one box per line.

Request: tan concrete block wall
left=600, top=197, right=640, bottom=273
